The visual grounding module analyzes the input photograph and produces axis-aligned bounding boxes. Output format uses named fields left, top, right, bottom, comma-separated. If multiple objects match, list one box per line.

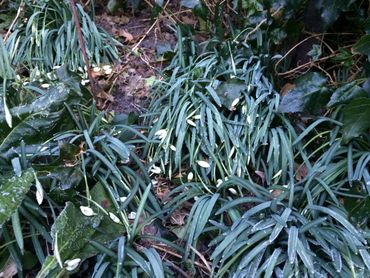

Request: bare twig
left=131, top=0, right=172, bottom=53
left=274, top=32, right=358, bottom=76
left=69, top=0, right=97, bottom=97
left=143, top=0, right=179, bottom=23
left=151, top=244, right=210, bottom=272
left=244, top=8, right=282, bottom=41
left=4, top=1, right=25, bottom=42
left=188, top=245, right=212, bottom=273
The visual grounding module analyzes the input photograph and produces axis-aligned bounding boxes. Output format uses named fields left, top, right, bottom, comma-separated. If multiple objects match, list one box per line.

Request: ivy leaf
left=352, top=35, right=370, bottom=56
left=216, top=80, right=245, bottom=111
left=342, top=97, right=370, bottom=141
left=279, top=72, right=329, bottom=114
left=319, top=0, right=356, bottom=28
left=0, top=169, right=34, bottom=226
left=327, top=82, right=368, bottom=107
left=307, top=44, right=322, bottom=61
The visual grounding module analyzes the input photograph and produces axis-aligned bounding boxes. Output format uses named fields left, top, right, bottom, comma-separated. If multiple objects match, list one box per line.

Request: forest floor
left=94, top=2, right=191, bottom=114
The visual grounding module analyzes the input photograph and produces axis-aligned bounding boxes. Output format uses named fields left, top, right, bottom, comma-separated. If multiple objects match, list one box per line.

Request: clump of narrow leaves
left=2, top=1, right=370, bottom=276
left=145, top=30, right=287, bottom=185
left=5, top=0, right=120, bottom=72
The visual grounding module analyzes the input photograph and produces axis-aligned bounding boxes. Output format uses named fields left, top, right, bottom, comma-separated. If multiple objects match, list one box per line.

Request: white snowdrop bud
left=197, top=160, right=210, bottom=168
left=80, top=206, right=96, bottom=217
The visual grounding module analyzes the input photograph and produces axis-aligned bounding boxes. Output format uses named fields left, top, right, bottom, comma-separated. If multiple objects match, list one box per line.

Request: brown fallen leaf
left=170, top=210, right=187, bottom=226
left=182, top=16, right=197, bottom=25
left=294, top=162, right=308, bottom=181
left=117, top=29, right=134, bottom=42
left=255, top=170, right=265, bottom=183
left=0, top=259, right=17, bottom=278
left=280, top=83, right=295, bottom=96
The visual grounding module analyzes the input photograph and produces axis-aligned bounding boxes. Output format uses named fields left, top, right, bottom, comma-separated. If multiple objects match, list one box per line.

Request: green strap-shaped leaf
left=0, top=169, right=34, bottom=226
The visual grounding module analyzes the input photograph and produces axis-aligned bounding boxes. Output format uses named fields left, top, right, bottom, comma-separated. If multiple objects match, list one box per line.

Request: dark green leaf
left=216, top=80, right=245, bottom=111
left=352, top=35, right=370, bottom=56
left=328, top=82, right=368, bottom=107
left=342, top=97, right=370, bottom=141
left=278, top=72, right=329, bottom=114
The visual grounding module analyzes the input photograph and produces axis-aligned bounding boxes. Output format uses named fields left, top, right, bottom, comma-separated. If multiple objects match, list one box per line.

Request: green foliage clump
left=5, top=0, right=120, bottom=72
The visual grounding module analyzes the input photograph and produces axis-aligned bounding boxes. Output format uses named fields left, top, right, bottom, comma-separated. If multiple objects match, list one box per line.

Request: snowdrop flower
left=128, top=212, right=137, bottom=220
left=216, top=179, right=222, bottom=187
left=187, top=172, right=194, bottom=182
left=187, top=119, right=196, bottom=127
left=41, top=84, right=50, bottom=89
left=197, top=160, right=210, bottom=168
left=228, top=188, right=238, bottom=195
left=150, top=165, right=161, bottom=174
left=64, top=258, right=81, bottom=271
left=79, top=206, right=96, bottom=217
left=231, top=97, right=240, bottom=108
left=154, top=129, right=167, bottom=140
left=247, top=115, right=252, bottom=124
left=109, top=212, right=121, bottom=224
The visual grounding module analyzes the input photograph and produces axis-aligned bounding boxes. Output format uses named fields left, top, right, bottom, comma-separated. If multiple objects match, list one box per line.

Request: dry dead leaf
left=295, top=162, right=308, bottom=181
left=182, top=16, right=197, bottom=25
left=280, top=83, right=295, bottom=96
left=0, top=260, right=17, bottom=278
left=170, top=210, right=187, bottom=226
left=255, top=170, right=265, bottom=183
left=118, top=29, right=134, bottom=42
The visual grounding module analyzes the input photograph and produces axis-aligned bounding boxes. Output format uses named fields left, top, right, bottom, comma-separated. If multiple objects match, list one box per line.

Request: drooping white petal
left=187, top=172, right=194, bottom=182
left=231, top=97, right=240, bottom=108
left=109, top=212, right=121, bottom=224
left=65, top=258, right=81, bottom=271
left=150, top=165, right=161, bottom=174
left=128, top=211, right=137, bottom=220
left=197, top=160, right=210, bottom=168
left=154, top=129, right=167, bottom=139
left=79, top=206, right=96, bottom=217
left=228, top=188, right=238, bottom=195
left=186, top=119, right=197, bottom=127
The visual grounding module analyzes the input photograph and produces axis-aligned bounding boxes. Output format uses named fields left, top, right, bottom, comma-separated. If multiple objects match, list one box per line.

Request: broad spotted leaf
left=0, top=169, right=34, bottom=226
left=36, top=202, right=102, bottom=278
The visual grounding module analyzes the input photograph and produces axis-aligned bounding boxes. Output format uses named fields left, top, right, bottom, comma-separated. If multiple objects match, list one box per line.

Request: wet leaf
left=0, top=84, right=81, bottom=155
left=352, top=35, right=370, bottom=56
left=279, top=72, right=329, bottom=114
left=342, top=97, right=370, bottom=141
left=327, top=82, right=368, bottom=107
left=216, top=80, right=245, bottom=111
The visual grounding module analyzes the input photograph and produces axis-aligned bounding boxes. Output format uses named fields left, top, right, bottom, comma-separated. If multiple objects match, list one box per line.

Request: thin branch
left=188, top=245, right=212, bottom=273
left=69, top=0, right=97, bottom=97
left=4, top=1, right=25, bottom=42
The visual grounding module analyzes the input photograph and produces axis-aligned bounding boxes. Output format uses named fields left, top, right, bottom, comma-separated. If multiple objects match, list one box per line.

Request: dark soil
left=95, top=3, right=180, bottom=114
